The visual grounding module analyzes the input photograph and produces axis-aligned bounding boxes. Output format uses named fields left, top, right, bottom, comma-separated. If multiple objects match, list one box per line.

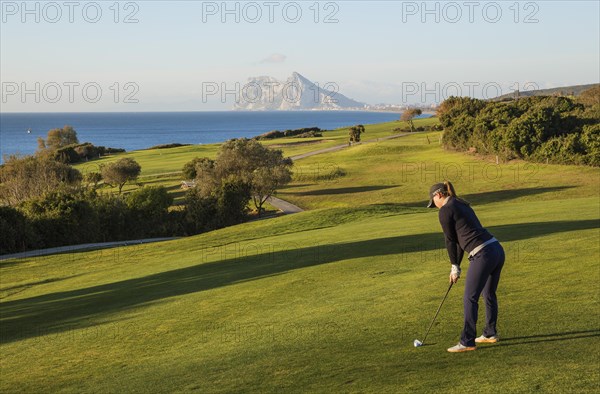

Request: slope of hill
left=491, top=83, right=598, bottom=101
left=1, top=128, right=599, bottom=393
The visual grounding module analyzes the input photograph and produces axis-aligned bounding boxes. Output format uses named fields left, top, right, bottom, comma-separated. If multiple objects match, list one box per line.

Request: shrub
left=19, top=190, right=98, bottom=249
left=439, top=95, right=599, bottom=166
left=0, top=155, right=82, bottom=206
left=254, top=127, right=322, bottom=140
left=215, top=179, right=251, bottom=227
left=184, top=189, right=219, bottom=234
left=294, top=131, right=322, bottom=138
left=126, top=186, right=174, bottom=237
left=148, top=143, right=191, bottom=149
left=90, top=193, right=131, bottom=242
left=0, top=206, right=33, bottom=254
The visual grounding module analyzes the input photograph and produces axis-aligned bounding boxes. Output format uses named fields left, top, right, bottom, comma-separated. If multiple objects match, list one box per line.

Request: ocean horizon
left=0, top=111, right=421, bottom=162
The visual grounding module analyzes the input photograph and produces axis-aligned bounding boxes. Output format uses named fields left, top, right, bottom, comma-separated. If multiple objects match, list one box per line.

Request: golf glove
left=449, top=264, right=461, bottom=283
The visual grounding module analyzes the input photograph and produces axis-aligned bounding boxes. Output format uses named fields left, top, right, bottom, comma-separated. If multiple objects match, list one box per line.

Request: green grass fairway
left=73, top=117, right=435, bottom=199
left=73, top=118, right=422, bottom=177
left=73, top=143, right=222, bottom=177
left=279, top=130, right=599, bottom=210
left=2, top=125, right=599, bottom=393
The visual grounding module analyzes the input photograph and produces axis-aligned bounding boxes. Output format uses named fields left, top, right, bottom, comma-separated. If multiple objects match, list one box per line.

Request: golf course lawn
left=1, top=124, right=599, bottom=393
left=71, top=117, right=436, bottom=197
left=72, top=118, right=427, bottom=177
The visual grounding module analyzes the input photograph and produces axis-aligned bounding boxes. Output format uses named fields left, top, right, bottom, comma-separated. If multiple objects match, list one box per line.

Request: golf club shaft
left=421, top=282, right=453, bottom=344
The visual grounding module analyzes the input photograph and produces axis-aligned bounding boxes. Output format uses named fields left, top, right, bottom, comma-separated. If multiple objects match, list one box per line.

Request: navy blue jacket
left=438, top=196, right=494, bottom=266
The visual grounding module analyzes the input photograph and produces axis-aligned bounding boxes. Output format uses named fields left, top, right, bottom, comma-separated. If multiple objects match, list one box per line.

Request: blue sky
left=1, top=0, right=598, bottom=111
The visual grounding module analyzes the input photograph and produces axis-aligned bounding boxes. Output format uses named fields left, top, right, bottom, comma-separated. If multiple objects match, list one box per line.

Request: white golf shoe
left=475, top=335, right=499, bottom=343
left=447, top=343, right=476, bottom=353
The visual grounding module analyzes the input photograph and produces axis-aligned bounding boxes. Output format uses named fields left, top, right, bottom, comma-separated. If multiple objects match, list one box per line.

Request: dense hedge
left=0, top=187, right=176, bottom=254
left=254, top=127, right=322, bottom=140
left=54, top=143, right=126, bottom=164
left=148, top=143, right=191, bottom=149
left=439, top=95, right=599, bottom=166
left=0, top=181, right=252, bottom=255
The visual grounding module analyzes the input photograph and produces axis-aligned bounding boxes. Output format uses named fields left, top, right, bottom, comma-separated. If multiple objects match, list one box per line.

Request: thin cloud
left=260, top=53, right=287, bottom=64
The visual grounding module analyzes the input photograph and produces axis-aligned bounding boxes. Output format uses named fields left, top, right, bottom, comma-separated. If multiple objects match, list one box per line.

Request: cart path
left=266, top=196, right=304, bottom=214
left=290, top=132, right=412, bottom=160
left=0, top=237, right=179, bottom=261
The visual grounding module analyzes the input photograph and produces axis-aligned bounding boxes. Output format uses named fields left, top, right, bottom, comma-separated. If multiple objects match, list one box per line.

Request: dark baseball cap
left=427, top=182, right=446, bottom=208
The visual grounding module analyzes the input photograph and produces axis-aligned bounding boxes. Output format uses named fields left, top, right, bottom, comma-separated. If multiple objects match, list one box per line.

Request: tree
left=0, top=155, right=82, bottom=206
left=401, top=109, right=423, bottom=131
left=184, top=138, right=293, bottom=217
left=193, top=158, right=219, bottom=197
left=348, top=124, right=365, bottom=143
left=125, top=186, right=174, bottom=236
left=216, top=178, right=251, bottom=226
left=84, top=172, right=103, bottom=189
left=214, top=138, right=293, bottom=215
left=184, top=189, right=218, bottom=234
left=184, top=176, right=251, bottom=234
left=37, top=125, right=79, bottom=151
left=182, top=157, right=214, bottom=180
left=250, top=164, right=292, bottom=214
left=126, top=186, right=173, bottom=213
left=101, top=158, right=142, bottom=194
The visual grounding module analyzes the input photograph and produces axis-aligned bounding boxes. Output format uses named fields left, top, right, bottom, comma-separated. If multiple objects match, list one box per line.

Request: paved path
left=266, top=196, right=304, bottom=214
left=290, top=132, right=411, bottom=160
left=0, top=237, right=179, bottom=261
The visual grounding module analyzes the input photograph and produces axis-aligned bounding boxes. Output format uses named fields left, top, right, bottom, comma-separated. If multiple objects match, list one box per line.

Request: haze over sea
left=0, top=111, right=411, bottom=162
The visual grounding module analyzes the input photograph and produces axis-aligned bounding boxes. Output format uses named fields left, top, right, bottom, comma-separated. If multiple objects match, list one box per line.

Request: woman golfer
left=427, top=181, right=505, bottom=352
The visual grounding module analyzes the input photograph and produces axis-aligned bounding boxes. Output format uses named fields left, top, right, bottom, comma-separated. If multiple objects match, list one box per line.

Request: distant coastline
left=1, top=110, right=416, bottom=161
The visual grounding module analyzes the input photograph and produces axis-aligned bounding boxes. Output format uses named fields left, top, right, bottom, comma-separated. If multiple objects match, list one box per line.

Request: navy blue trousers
left=460, top=241, right=505, bottom=347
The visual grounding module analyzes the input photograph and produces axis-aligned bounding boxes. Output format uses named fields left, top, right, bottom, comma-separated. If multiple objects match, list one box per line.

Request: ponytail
left=444, top=180, right=456, bottom=197
left=443, top=180, right=470, bottom=205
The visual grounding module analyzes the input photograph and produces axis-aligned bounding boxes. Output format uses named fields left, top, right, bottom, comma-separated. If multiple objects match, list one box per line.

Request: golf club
left=414, top=282, right=454, bottom=347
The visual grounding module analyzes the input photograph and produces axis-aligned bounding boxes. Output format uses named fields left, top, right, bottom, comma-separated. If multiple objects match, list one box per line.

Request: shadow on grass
left=463, top=186, right=576, bottom=205
left=286, top=185, right=399, bottom=196
left=278, top=183, right=316, bottom=190
left=478, top=329, right=600, bottom=349
left=373, top=186, right=577, bottom=208
left=1, top=219, right=597, bottom=344
left=0, top=275, right=82, bottom=293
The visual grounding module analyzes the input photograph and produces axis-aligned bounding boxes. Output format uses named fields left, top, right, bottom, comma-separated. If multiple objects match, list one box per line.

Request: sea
left=0, top=111, right=411, bottom=163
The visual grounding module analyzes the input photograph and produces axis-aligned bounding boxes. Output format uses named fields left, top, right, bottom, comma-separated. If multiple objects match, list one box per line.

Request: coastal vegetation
left=0, top=138, right=292, bottom=254
left=37, top=125, right=125, bottom=164
left=348, top=124, right=365, bottom=143
left=439, top=86, right=600, bottom=166
left=253, top=126, right=323, bottom=140
left=400, top=108, right=423, bottom=132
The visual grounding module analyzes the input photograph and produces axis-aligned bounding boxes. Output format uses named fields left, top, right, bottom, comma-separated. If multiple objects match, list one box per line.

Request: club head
left=414, top=339, right=423, bottom=347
